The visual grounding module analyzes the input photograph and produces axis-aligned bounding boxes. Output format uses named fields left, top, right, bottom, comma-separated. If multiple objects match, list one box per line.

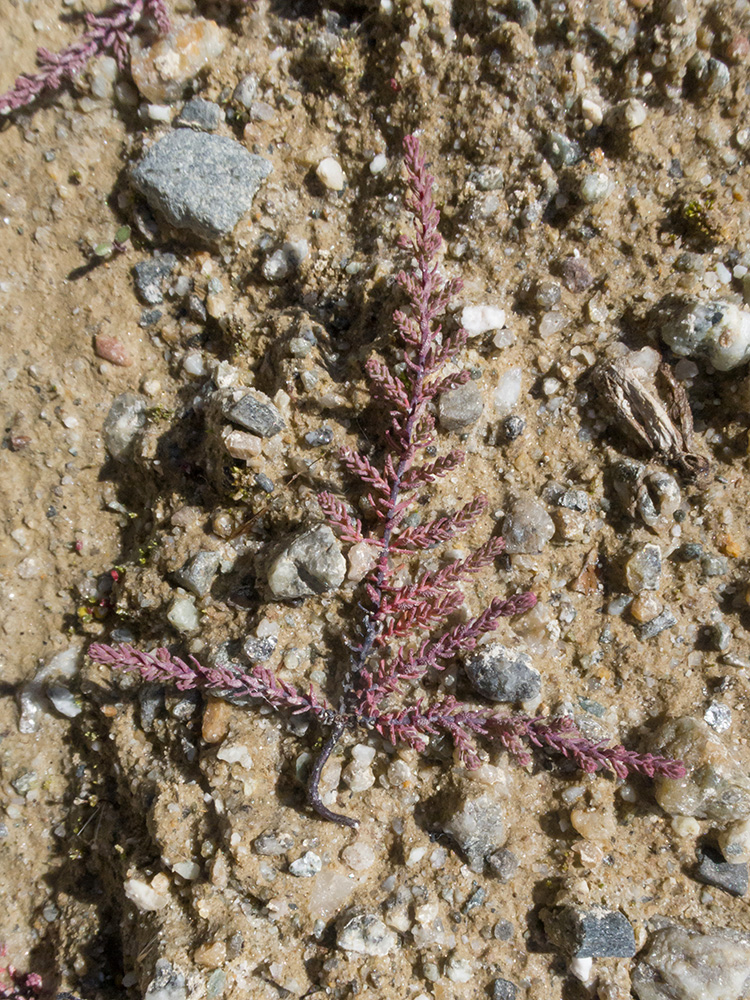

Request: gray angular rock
left=253, top=830, right=294, bottom=856
left=632, top=925, right=750, bottom=1000
left=223, top=389, right=285, bottom=437
left=439, top=790, right=506, bottom=873
left=175, top=97, right=224, bottom=131
left=542, top=905, right=636, bottom=959
left=464, top=642, right=541, bottom=703
left=267, top=525, right=346, bottom=600
left=133, top=253, right=177, bottom=305
left=172, top=550, right=221, bottom=598
left=243, top=635, right=278, bottom=663
left=653, top=717, right=750, bottom=822
left=486, top=847, right=519, bottom=883
left=337, top=911, right=398, bottom=957
left=639, top=609, right=677, bottom=639
left=144, top=959, right=187, bottom=1000
left=289, top=851, right=323, bottom=877
left=103, top=393, right=147, bottom=460
left=492, top=979, right=518, bottom=1000
left=502, top=497, right=555, bottom=554
left=132, top=130, right=272, bottom=241
left=438, top=380, right=484, bottom=431
left=695, top=845, right=748, bottom=897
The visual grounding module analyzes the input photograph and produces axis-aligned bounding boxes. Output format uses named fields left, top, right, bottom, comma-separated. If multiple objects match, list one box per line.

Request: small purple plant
left=0, top=0, right=169, bottom=116
left=89, top=135, right=684, bottom=827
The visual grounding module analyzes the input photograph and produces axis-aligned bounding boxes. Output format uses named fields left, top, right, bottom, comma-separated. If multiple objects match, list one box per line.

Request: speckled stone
left=543, top=905, right=636, bottom=959
left=132, top=130, right=272, bottom=241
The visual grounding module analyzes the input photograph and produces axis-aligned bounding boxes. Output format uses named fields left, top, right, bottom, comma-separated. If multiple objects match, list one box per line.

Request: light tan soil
left=2, top=1, right=750, bottom=998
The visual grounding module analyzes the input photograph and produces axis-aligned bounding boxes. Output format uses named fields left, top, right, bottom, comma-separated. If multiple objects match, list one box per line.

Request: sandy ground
left=2, top=0, right=750, bottom=997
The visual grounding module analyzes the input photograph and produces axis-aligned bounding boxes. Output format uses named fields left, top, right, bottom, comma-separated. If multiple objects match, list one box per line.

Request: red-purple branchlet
left=0, top=0, right=169, bottom=115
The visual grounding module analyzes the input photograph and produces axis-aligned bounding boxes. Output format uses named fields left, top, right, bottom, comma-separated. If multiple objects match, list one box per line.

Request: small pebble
left=630, top=592, right=662, bottom=624
left=133, top=254, right=177, bottom=306
left=223, top=389, right=286, bottom=437
left=316, top=157, right=345, bottom=191
left=438, top=380, right=484, bottom=431
left=305, top=426, right=334, bottom=447
left=704, top=701, right=731, bottom=734
left=102, top=393, right=147, bottom=460
left=626, top=544, right=662, bottom=593
left=289, top=851, right=323, bottom=877
left=267, top=525, right=346, bottom=599
left=543, top=906, right=636, bottom=959
left=176, top=97, right=223, bottom=132
left=492, top=979, right=518, bottom=1000
left=369, top=153, right=387, bottom=174
left=461, top=304, right=506, bottom=336
left=254, top=472, right=275, bottom=493
left=502, top=497, right=555, bottom=554
left=202, top=698, right=231, bottom=743
left=487, top=848, right=519, bottom=883
left=464, top=643, right=541, bottom=703
left=695, top=845, right=748, bottom=897
left=493, top=367, right=523, bottom=415
left=580, top=172, right=612, bottom=204
left=503, top=415, right=525, bottom=441
left=718, top=817, right=750, bottom=865
left=639, top=609, right=676, bottom=639
left=167, top=596, right=199, bottom=633
left=193, top=941, right=226, bottom=969
left=130, top=18, right=226, bottom=103
left=560, top=257, right=593, bottom=293
left=95, top=334, right=132, bottom=367
left=337, top=913, right=398, bottom=956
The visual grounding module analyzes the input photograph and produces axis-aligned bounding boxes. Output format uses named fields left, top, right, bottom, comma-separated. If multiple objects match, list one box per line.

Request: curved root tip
left=307, top=719, right=359, bottom=828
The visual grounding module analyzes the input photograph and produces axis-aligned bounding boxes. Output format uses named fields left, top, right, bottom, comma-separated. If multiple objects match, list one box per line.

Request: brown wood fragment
left=591, top=358, right=708, bottom=476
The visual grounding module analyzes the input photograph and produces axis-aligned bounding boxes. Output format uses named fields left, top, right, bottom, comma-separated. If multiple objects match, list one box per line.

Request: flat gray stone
left=695, top=845, right=748, bottom=897
left=175, top=97, right=224, bottom=132
left=173, top=550, right=221, bottom=598
left=132, top=130, right=272, bottom=241
left=223, top=389, right=285, bottom=437
left=543, top=905, right=636, bottom=959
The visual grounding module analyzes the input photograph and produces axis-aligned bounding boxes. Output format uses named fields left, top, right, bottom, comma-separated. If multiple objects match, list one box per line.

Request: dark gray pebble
left=543, top=905, right=636, bottom=959
left=176, top=97, right=224, bottom=132
left=223, top=391, right=285, bottom=438
left=464, top=643, right=541, bottom=703
left=639, top=610, right=677, bottom=639
left=492, top=979, right=518, bottom=1000
left=503, top=415, right=525, bottom=441
left=695, top=845, right=748, bottom=897
left=133, top=253, right=177, bottom=305
left=254, top=473, right=275, bottom=493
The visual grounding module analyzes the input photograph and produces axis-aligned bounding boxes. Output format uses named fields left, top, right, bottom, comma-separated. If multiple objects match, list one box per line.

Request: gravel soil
left=2, top=1, right=750, bottom=998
